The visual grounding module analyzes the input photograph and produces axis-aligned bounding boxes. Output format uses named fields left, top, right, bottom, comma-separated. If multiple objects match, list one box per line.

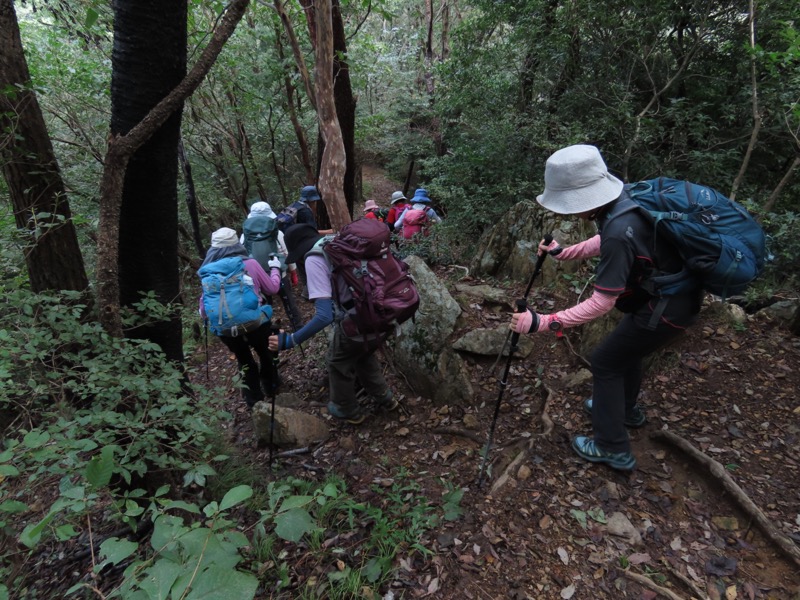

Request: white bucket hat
left=249, top=201, right=277, bottom=219
left=210, top=227, right=239, bottom=248
left=536, top=145, right=623, bottom=215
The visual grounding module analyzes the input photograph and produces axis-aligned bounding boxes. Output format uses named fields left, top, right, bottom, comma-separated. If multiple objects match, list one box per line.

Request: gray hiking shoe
left=583, top=398, right=647, bottom=428
left=375, top=389, right=398, bottom=411
left=571, top=436, right=637, bottom=471
left=327, top=401, right=366, bottom=425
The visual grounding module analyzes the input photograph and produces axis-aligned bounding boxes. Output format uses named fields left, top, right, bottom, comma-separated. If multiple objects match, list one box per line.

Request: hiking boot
left=243, top=391, right=262, bottom=410
left=327, top=401, right=366, bottom=425
left=571, top=436, right=637, bottom=471
left=375, top=389, right=398, bottom=411
left=583, top=399, right=647, bottom=428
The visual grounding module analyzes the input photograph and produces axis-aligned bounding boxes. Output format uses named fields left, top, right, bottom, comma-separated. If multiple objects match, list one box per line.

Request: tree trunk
left=179, top=139, right=206, bottom=258
left=0, top=0, right=88, bottom=292
left=312, top=0, right=350, bottom=231
left=274, top=25, right=314, bottom=184
left=111, top=0, right=188, bottom=363
left=332, top=0, right=357, bottom=218
left=96, top=0, right=250, bottom=339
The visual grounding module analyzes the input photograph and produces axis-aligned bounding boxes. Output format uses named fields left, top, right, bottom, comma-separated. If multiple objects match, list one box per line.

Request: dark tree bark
left=179, top=139, right=205, bottom=259
left=111, top=0, right=188, bottom=363
left=0, top=0, right=89, bottom=292
left=96, top=0, right=250, bottom=341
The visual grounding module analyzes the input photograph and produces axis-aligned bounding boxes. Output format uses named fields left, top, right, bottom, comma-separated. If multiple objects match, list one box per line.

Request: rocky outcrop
left=391, top=256, right=474, bottom=405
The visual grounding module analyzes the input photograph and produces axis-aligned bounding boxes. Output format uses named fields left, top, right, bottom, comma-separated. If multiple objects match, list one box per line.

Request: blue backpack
left=275, top=202, right=301, bottom=232
left=616, top=178, right=768, bottom=299
left=199, top=256, right=272, bottom=337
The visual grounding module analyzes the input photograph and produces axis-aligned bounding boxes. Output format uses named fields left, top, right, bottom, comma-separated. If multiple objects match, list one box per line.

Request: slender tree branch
left=763, top=155, right=799, bottom=213
left=622, top=15, right=709, bottom=180
left=729, top=0, right=761, bottom=201
left=625, top=570, right=688, bottom=600
left=271, top=0, right=317, bottom=112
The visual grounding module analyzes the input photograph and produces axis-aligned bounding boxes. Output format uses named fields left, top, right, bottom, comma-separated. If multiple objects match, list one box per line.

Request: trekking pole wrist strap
left=281, top=332, right=296, bottom=351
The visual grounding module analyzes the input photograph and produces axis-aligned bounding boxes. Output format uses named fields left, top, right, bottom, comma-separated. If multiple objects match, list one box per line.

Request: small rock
left=607, top=512, right=642, bottom=546
left=605, top=481, right=621, bottom=500
left=517, top=465, right=532, bottom=481
left=561, top=368, right=592, bottom=389
left=463, top=413, right=480, bottom=430
left=712, top=516, right=739, bottom=531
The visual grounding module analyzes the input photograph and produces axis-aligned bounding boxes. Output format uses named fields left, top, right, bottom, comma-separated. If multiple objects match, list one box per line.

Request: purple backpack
left=323, top=218, right=420, bottom=337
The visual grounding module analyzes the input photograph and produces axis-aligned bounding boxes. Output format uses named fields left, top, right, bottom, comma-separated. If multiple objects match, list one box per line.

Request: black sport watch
left=549, top=320, right=563, bottom=333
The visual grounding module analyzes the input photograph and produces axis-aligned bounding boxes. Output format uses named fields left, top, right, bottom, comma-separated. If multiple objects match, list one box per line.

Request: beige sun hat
left=210, top=227, right=239, bottom=248
left=536, top=145, right=623, bottom=215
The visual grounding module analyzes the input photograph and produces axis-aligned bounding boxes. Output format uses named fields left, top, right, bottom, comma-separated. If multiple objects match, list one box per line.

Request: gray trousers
left=327, top=324, right=388, bottom=414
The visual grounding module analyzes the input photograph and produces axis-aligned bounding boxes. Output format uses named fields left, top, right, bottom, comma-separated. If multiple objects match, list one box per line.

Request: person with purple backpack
left=268, top=223, right=402, bottom=424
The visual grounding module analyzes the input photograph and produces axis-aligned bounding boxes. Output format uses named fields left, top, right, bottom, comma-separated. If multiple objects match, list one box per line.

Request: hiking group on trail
left=200, top=152, right=765, bottom=473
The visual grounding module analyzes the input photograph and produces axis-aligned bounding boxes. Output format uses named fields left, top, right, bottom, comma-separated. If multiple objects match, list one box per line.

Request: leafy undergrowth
left=4, top=274, right=799, bottom=599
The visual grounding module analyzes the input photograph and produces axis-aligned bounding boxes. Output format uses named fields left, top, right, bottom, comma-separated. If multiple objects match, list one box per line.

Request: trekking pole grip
left=522, top=233, right=553, bottom=299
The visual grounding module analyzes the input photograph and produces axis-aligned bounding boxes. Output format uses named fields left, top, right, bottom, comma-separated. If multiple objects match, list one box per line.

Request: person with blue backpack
left=199, top=227, right=282, bottom=409
left=510, top=144, right=765, bottom=471
left=275, top=185, right=322, bottom=232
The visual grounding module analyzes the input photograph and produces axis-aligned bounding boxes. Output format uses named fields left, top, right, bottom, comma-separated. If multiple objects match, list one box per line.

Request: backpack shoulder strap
left=305, top=235, right=336, bottom=261
left=604, top=194, right=641, bottom=224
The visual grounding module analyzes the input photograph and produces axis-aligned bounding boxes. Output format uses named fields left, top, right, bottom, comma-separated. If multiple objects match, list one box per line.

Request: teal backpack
left=199, top=256, right=272, bottom=337
left=242, top=214, right=285, bottom=272
left=615, top=178, right=768, bottom=299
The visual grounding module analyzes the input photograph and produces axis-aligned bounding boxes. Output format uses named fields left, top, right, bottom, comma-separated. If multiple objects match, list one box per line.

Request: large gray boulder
left=392, top=256, right=474, bottom=405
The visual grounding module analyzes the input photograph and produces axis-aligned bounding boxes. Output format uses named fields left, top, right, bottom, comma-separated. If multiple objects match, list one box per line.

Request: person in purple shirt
left=268, top=224, right=397, bottom=424
left=200, top=227, right=282, bottom=409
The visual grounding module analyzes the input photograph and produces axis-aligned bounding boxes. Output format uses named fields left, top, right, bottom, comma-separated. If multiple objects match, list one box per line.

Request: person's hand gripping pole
left=477, top=234, right=552, bottom=488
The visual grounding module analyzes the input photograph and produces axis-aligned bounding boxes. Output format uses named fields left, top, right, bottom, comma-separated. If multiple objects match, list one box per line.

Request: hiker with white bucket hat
left=510, top=144, right=703, bottom=471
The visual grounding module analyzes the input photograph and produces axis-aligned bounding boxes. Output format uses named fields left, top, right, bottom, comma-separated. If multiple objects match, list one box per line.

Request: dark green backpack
left=242, top=215, right=284, bottom=271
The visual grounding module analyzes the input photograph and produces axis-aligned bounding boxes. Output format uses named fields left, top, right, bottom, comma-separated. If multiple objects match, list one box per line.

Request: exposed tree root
left=652, top=429, right=800, bottom=570
left=660, top=560, right=707, bottom=600
left=625, top=570, right=688, bottom=600
left=488, top=383, right=555, bottom=495
left=431, top=427, right=484, bottom=445
left=560, top=333, right=591, bottom=368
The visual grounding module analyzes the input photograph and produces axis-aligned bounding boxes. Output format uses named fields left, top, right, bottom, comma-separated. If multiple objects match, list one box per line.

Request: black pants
left=589, top=314, right=687, bottom=453
left=219, top=322, right=277, bottom=406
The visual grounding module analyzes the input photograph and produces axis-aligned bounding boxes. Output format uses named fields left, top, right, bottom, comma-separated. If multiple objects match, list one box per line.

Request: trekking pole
left=268, top=324, right=281, bottom=468
left=489, top=235, right=555, bottom=374
left=203, top=319, right=209, bottom=380
left=477, top=234, right=552, bottom=489
left=278, top=276, right=306, bottom=359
